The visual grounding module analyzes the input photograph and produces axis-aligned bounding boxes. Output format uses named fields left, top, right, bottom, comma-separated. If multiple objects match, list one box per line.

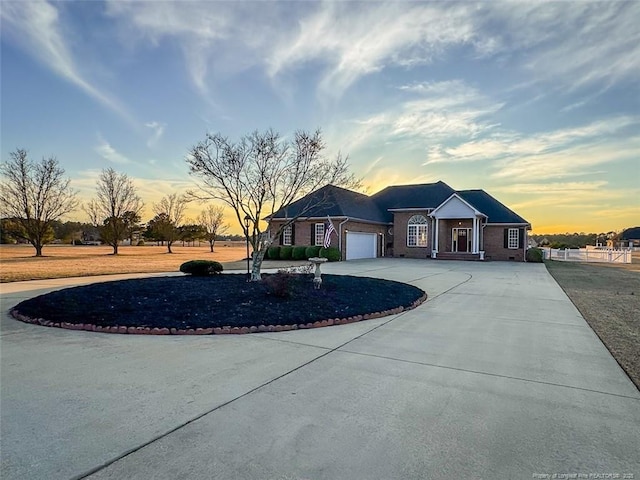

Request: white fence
left=542, top=247, right=632, bottom=264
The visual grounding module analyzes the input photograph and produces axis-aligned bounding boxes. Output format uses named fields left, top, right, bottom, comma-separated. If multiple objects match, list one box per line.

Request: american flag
left=324, top=216, right=336, bottom=248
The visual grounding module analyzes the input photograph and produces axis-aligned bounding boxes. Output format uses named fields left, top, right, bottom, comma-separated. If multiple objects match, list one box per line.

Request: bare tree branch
left=84, top=168, right=144, bottom=254
left=186, top=128, right=360, bottom=280
left=0, top=149, right=78, bottom=256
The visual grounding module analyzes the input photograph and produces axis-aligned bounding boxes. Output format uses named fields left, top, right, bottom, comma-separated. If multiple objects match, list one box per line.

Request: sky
left=1, top=0, right=639, bottom=235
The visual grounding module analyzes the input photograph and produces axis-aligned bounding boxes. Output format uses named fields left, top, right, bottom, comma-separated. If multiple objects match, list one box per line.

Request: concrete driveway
left=1, top=259, right=638, bottom=480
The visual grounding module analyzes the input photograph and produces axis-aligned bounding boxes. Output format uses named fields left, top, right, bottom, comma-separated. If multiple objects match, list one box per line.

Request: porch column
left=472, top=217, right=478, bottom=253
left=433, top=218, right=439, bottom=254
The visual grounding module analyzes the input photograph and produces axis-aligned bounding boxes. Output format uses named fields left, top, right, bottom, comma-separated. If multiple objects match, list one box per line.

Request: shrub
left=72, top=239, right=83, bottom=245
left=279, top=246, right=293, bottom=260
left=526, top=247, right=544, bottom=263
left=292, top=246, right=308, bottom=260
left=137, top=240, right=145, bottom=246
left=305, top=245, right=321, bottom=258
left=319, top=246, right=341, bottom=262
left=263, top=271, right=293, bottom=298
left=267, top=246, right=280, bottom=260
left=179, top=260, right=224, bottom=276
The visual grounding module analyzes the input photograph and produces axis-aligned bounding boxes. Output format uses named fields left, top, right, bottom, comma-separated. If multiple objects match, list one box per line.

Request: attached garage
left=346, top=232, right=377, bottom=260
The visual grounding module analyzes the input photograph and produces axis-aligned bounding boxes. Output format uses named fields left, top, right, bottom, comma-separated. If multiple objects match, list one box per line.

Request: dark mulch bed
left=12, top=274, right=425, bottom=330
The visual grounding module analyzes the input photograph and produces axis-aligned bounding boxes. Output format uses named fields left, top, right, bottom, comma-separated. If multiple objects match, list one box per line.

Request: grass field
left=546, top=258, right=640, bottom=390
left=0, top=243, right=256, bottom=282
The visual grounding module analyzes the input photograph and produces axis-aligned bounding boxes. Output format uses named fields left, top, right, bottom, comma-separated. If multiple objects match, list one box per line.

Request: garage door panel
left=346, top=232, right=377, bottom=260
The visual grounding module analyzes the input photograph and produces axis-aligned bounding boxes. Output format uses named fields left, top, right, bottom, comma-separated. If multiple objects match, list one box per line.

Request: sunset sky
left=2, top=1, right=638, bottom=234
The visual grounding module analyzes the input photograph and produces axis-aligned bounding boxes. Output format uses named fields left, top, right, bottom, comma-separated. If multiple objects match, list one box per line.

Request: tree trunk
left=112, top=243, right=119, bottom=255
left=250, top=248, right=266, bottom=281
left=209, top=240, right=214, bottom=253
left=167, top=242, right=173, bottom=254
left=34, top=243, right=43, bottom=257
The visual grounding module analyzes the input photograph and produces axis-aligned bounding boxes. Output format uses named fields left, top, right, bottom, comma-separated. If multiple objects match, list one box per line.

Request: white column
left=434, top=218, right=439, bottom=255
left=472, top=217, right=478, bottom=253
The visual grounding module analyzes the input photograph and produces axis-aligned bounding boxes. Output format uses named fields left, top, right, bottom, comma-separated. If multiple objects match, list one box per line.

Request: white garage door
left=346, top=232, right=377, bottom=260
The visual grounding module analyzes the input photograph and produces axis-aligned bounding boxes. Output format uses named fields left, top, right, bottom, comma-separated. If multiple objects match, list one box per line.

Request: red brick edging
left=10, top=292, right=427, bottom=335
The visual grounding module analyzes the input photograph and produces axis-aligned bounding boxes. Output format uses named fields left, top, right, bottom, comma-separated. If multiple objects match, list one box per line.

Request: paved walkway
left=1, top=259, right=638, bottom=480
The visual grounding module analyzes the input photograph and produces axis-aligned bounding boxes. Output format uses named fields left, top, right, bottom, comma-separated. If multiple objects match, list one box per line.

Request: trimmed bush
left=305, top=245, right=321, bottom=258
left=137, top=240, right=145, bottom=246
left=179, top=260, right=224, bottom=276
left=279, top=246, right=293, bottom=260
left=526, top=247, right=544, bottom=263
left=319, top=246, right=341, bottom=262
left=292, top=246, right=308, bottom=260
left=263, top=272, right=294, bottom=298
left=267, top=246, right=280, bottom=260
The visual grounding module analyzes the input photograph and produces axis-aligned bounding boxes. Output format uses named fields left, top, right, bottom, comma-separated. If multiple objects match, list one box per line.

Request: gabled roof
left=430, top=193, right=485, bottom=218
left=270, top=181, right=530, bottom=226
left=270, top=184, right=389, bottom=223
left=457, top=190, right=530, bottom=225
left=621, top=227, right=640, bottom=240
left=371, top=181, right=456, bottom=213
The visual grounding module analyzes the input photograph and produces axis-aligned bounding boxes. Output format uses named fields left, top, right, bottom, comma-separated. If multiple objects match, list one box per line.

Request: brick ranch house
left=268, top=181, right=531, bottom=262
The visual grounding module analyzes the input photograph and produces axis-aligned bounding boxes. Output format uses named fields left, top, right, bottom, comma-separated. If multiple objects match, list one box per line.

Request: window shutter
left=311, top=224, right=315, bottom=245
left=503, top=229, right=508, bottom=248
left=291, top=224, right=296, bottom=245
left=279, top=227, right=283, bottom=246
left=519, top=228, right=525, bottom=248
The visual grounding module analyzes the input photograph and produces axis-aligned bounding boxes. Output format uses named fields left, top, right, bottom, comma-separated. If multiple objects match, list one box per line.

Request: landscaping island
left=11, top=274, right=427, bottom=335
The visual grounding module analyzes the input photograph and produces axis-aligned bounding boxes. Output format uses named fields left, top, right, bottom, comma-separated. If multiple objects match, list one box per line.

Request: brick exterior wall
left=483, top=225, right=526, bottom=261
left=392, top=211, right=431, bottom=259
left=270, top=218, right=527, bottom=261
left=269, top=220, right=329, bottom=247
left=268, top=219, right=387, bottom=260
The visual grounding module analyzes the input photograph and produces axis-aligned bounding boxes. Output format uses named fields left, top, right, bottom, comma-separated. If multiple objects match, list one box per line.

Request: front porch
left=429, top=194, right=486, bottom=259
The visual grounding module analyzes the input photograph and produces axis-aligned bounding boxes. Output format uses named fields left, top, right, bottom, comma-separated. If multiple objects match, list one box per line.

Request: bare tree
left=0, top=149, right=78, bottom=256
left=85, top=168, right=144, bottom=254
left=187, top=129, right=359, bottom=280
left=197, top=204, right=229, bottom=253
left=152, top=193, right=188, bottom=253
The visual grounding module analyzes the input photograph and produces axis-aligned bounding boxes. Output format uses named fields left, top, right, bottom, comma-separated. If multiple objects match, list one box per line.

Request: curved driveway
left=1, top=259, right=638, bottom=479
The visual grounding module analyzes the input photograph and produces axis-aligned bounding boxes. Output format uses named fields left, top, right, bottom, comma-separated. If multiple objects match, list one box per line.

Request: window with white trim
left=282, top=225, right=292, bottom=245
left=508, top=228, right=519, bottom=249
left=315, top=223, right=325, bottom=246
left=407, top=215, right=428, bottom=247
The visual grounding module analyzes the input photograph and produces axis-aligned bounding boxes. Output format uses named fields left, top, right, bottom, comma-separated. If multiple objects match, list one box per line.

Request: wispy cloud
left=145, top=122, right=166, bottom=148
left=268, top=3, right=480, bottom=98
left=0, top=0, right=135, bottom=124
left=94, top=136, right=130, bottom=165
left=340, top=80, right=501, bottom=154
left=482, top=2, right=640, bottom=94
left=420, top=116, right=639, bottom=177
left=100, top=1, right=639, bottom=105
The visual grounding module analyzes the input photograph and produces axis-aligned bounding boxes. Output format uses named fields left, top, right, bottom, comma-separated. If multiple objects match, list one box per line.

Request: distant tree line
left=0, top=151, right=234, bottom=255
left=0, top=216, right=240, bottom=246
left=530, top=232, right=620, bottom=249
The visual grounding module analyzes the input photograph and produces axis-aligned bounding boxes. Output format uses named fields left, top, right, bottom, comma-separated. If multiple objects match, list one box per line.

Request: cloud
left=339, top=80, right=501, bottom=154
left=104, top=1, right=279, bottom=96
left=145, top=122, right=166, bottom=148
left=418, top=116, right=639, bottom=180
left=94, top=136, right=130, bottom=165
left=482, top=2, right=640, bottom=93
left=268, top=3, right=479, bottom=98
left=0, top=0, right=135, bottom=124
left=100, top=1, right=639, bottom=106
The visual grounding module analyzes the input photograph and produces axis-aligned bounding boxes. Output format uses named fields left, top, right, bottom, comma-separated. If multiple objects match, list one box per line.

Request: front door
left=452, top=228, right=471, bottom=252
